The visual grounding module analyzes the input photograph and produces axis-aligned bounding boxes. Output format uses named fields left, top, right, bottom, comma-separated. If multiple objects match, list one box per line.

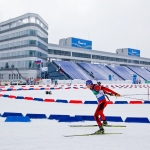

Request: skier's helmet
left=86, top=80, right=93, bottom=85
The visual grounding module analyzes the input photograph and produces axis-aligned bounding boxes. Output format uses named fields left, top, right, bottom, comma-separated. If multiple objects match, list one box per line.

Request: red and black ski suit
left=90, top=84, right=118, bottom=126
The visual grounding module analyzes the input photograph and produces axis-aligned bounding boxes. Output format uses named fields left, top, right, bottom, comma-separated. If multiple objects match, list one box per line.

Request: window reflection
left=0, top=16, right=48, bottom=31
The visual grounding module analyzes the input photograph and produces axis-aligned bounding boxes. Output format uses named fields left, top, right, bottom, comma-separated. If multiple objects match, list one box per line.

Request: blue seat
left=53, top=60, right=92, bottom=80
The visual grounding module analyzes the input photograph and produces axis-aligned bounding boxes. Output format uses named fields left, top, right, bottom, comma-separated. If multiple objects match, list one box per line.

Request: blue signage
left=128, top=48, right=140, bottom=57
left=132, top=74, right=137, bottom=84
left=71, top=38, right=92, bottom=50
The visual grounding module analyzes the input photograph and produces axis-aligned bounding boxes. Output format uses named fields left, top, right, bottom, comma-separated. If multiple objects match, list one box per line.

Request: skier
left=86, top=80, right=120, bottom=134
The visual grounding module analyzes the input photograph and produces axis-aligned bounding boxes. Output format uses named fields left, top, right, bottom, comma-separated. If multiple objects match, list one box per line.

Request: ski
left=64, top=132, right=122, bottom=137
left=69, top=124, right=126, bottom=128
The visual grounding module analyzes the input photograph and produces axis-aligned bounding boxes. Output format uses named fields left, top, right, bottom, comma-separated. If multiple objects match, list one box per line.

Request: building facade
left=0, top=13, right=48, bottom=80
left=48, top=43, right=150, bottom=67
left=1, top=13, right=150, bottom=81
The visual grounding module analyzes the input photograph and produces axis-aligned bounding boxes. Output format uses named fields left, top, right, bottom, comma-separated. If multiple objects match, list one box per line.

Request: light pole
left=35, top=60, right=42, bottom=80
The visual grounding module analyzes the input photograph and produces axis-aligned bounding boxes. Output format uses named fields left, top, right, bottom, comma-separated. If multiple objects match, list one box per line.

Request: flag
left=35, top=60, right=41, bottom=64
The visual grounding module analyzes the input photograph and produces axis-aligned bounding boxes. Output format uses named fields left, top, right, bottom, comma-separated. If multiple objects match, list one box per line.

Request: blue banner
left=71, top=38, right=92, bottom=50
left=128, top=48, right=140, bottom=57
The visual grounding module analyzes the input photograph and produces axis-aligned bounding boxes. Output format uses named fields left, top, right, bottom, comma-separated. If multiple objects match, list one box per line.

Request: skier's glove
left=115, top=93, right=121, bottom=97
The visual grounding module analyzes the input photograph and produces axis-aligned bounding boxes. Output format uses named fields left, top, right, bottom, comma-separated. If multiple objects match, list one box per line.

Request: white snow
left=0, top=84, right=150, bottom=150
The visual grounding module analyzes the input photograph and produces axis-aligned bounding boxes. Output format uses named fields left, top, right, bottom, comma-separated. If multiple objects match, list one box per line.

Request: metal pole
left=39, top=63, right=42, bottom=85
left=148, top=85, right=149, bottom=100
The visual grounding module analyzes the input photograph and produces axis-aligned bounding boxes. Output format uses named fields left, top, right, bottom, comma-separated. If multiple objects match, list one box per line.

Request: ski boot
left=95, top=126, right=104, bottom=134
left=102, top=120, right=108, bottom=126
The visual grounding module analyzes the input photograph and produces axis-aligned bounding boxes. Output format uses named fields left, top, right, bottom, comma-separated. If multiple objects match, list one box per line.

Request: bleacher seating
left=93, top=64, right=122, bottom=80
left=53, top=60, right=93, bottom=80
left=46, top=60, right=148, bottom=81
left=128, top=66, right=150, bottom=80
left=78, top=62, right=122, bottom=80
left=78, top=62, right=106, bottom=80
left=47, top=62, right=68, bottom=80
left=106, top=65, right=137, bottom=80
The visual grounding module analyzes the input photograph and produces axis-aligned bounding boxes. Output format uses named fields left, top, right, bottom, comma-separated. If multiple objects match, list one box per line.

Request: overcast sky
left=0, top=0, right=150, bottom=58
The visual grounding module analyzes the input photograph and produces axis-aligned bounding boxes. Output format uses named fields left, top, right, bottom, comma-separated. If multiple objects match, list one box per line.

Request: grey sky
left=0, top=0, right=150, bottom=58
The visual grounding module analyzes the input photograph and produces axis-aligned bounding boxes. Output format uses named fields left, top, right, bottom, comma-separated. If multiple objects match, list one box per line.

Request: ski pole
left=120, top=96, right=148, bottom=101
left=90, top=72, right=101, bottom=85
left=121, top=94, right=149, bottom=96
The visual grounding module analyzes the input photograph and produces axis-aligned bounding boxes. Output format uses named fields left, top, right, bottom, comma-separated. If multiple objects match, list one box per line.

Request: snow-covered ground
left=0, top=84, right=150, bottom=150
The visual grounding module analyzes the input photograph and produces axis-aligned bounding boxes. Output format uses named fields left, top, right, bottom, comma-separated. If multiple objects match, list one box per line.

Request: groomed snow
left=0, top=84, right=150, bottom=150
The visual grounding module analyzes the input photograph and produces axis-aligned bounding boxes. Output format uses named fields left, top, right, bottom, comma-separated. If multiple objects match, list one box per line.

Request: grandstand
left=47, top=61, right=148, bottom=82
left=47, top=43, right=150, bottom=82
left=0, top=13, right=150, bottom=83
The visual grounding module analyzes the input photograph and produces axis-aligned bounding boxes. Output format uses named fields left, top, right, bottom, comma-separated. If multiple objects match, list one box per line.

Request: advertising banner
left=128, top=48, right=140, bottom=57
left=71, top=38, right=92, bottom=50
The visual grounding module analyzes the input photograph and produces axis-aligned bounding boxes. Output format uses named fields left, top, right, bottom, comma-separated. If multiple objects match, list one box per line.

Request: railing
left=0, top=54, right=47, bottom=60
left=0, top=67, right=39, bottom=71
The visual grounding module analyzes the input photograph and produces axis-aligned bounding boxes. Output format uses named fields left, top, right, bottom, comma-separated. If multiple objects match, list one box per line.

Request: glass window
left=29, top=40, right=36, bottom=45
left=20, top=31, right=23, bottom=36
left=30, top=17, right=35, bottom=23
left=40, top=22, right=43, bottom=27
left=5, top=62, right=8, bottom=68
left=2, top=25, right=9, bottom=30
left=10, top=22, right=16, bottom=28
left=22, top=18, right=28, bottom=24
left=29, top=30, right=36, bottom=36
left=21, top=61, right=25, bottom=68
left=16, top=20, right=22, bottom=26
left=29, top=60, right=32, bottom=68
left=6, top=53, right=10, bottom=57
left=17, top=61, right=21, bottom=68
left=72, top=52, right=91, bottom=58
left=9, top=33, right=12, bottom=38
left=37, top=19, right=40, bottom=24
left=12, top=52, right=15, bottom=56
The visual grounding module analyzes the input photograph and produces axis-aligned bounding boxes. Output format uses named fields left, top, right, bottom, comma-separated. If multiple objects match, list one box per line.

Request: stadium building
left=0, top=13, right=150, bottom=82
left=0, top=13, right=48, bottom=80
